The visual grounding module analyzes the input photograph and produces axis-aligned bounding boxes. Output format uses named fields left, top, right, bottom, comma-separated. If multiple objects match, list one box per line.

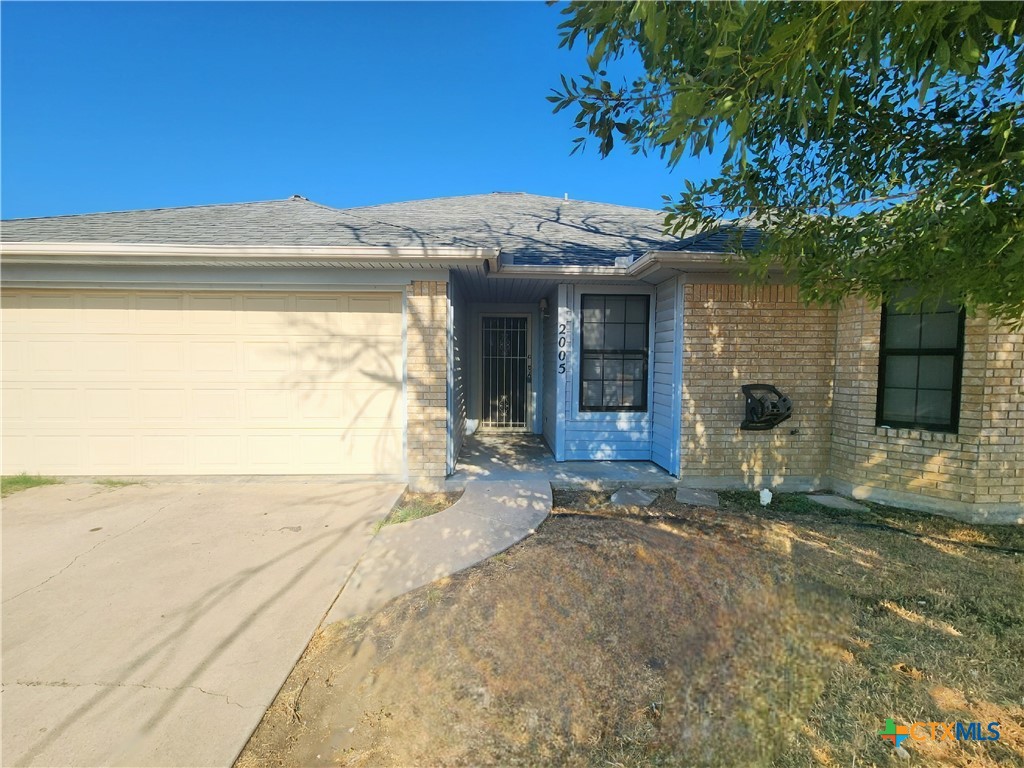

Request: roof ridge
left=1, top=197, right=302, bottom=223
left=343, top=191, right=666, bottom=215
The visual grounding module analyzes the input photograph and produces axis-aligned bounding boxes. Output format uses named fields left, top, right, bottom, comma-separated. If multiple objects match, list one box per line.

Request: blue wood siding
left=651, top=276, right=683, bottom=474
left=560, top=283, right=655, bottom=461
left=541, top=286, right=560, bottom=453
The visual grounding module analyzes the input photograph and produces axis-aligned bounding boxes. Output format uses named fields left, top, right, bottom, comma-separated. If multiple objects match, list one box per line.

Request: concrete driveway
left=1, top=479, right=402, bottom=767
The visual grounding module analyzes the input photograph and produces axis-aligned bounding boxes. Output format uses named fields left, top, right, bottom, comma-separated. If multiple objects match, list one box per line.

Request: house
left=2, top=192, right=1021, bottom=522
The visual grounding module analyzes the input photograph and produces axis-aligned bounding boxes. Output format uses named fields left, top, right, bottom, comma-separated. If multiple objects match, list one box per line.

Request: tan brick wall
left=406, top=280, right=448, bottom=490
left=828, top=298, right=1024, bottom=517
left=975, top=325, right=1024, bottom=507
left=680, top=284, right=836, bottom=489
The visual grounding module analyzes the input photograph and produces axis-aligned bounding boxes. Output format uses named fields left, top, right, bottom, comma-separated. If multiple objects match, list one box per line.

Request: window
left=579, top=294, right=649, bottom=412
left=876, top=292, right=965, bottom=432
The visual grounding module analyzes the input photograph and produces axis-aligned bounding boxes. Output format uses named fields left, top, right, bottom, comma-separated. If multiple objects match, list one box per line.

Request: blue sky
left=1, top=1, right=719, bottom=220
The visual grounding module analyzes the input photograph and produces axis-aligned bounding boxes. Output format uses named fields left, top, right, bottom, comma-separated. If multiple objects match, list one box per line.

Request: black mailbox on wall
left=740, top=384, right=793, bottom=430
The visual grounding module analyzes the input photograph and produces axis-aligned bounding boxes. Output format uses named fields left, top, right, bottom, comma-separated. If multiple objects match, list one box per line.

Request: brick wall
left=680, top=284, right=836, bottom=489
left=406, top=280, right=448, bottom=490
left=828, top=298, right=1024, bottom=521
left=975, top=325, right=1024, bottom=508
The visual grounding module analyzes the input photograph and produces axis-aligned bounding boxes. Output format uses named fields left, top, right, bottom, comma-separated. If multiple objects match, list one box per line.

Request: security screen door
left=481, top=316, right=530, bottom=429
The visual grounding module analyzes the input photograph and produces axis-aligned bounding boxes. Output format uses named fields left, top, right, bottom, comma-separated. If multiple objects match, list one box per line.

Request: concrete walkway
left=327, top=477, right=551, bottom=624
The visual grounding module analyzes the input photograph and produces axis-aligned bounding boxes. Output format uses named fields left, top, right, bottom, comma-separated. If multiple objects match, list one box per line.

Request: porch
left=445, top=433, right=675, bottom=491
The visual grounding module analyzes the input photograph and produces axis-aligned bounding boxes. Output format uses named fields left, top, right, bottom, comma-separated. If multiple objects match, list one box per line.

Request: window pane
left=581, top=381, right=602, bottom=407
left=916, top=389, right=952, bottom=424
left=604, top=356, right=623, bottom=381
left=886, top=314, right=921, bottom=349
left=604, top=297, right=625, bottom=322
left=582, top=322, right=604, bottom=349
left=582, top=298, right=604, bottom=322
left=624, top=323, right=646, bottom=350
left=581, top=355, right=602, bottom=380
left=625, top=297, right=647, bottom=322
left=918, top=356, right=955, bottom=389
left=621, top=384, right=638, bottom=407
left=622, top=357, right=644, bottom=380
left=604, top=323, right=625, bottom=350
left=885, top=356, right=918, bottom=388
left=889, top=285, right=920, bottom=312
left=921, top=312, right=959, bottom=349
left=630, top=379, right=645, bottom=405
left=603, top=382, right=622, bottom=407
left=882, top=388, right=916, bottom=422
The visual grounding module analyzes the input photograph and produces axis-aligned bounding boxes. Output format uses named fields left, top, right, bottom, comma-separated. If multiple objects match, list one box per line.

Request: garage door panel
left=340, top=386, right=402, bottom=426
left=192, top=389, right=240, bottom=421
left=294, top=388, right=345, bottom=422
left=195, top=435, right=242, bottom=469
left=343, top=430, right=403, bottom=473
left=33, top=435, right=82, bottom=472
left=191, top=342, right=239, bottom=373
left=1, top=290, right=404, bottom=476
left=2, top=433, right=30, bottom=472
left=2, top=340, right=25, bottom=377
left=81, top=294, right=131, bottom=330
left=186, top=295, right=238, bottom=329
left=85, top=389, right=135, bottom=422
left=243, top=341, right=294, bottom=374
left=138, top=389, right=188, bottom=421
left=32, top=341, right=78, bottom=372
left=29, top=388, right=81, bottom=421
left=141, top=435, right=189, bottom=470
left=135, top=295, right=186, bottom=329
left=339, top=340, right=403, bottom=382
left=83, top=341, right=133, bottom=374
left=2, top=387, right=28, bottom=426
left=138, top=342, right=185, bottom=373
left=90, top=436, right=137, bottom=472
left=244, top=389, right=295, bottom=421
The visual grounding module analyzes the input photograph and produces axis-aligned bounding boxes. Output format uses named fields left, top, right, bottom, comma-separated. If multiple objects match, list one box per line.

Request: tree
left=550, top=1, right=1024, bottom=325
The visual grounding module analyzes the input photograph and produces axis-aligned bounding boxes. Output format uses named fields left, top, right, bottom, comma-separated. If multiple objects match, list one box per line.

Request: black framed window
left=876, top=292, right=965, bottom=432
left=579, top=294, right=649, bottom=412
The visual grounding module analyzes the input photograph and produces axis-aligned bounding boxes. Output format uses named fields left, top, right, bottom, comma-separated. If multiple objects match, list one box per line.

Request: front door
left=481, top=315, right=530, bottom=430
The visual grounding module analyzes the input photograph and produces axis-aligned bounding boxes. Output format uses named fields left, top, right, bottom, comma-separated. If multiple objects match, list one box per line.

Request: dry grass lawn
left=237, top=490, right=1024, bottom=767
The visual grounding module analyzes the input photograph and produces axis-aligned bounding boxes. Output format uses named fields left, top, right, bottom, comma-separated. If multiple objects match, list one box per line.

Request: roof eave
left=0, top=241, right=499, bottom=267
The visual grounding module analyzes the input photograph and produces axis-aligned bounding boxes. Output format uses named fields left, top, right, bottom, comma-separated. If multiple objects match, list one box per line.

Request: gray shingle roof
left=0, top=197, right=462, bottom=250
left=673, top=225, right=762, bottom=254
left=1, top=192, right=757, bottom=265
left=343, top=192, right=678, bottom=266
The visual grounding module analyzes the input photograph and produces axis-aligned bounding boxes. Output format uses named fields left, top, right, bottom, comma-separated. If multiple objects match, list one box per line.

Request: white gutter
left=626, top=249, right=732, bottom=277
left=488, top=249, right=731, bottom=280
left=0, top=241, right=499, bottom=266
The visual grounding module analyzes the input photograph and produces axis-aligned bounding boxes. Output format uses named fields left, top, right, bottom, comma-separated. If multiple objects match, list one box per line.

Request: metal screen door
left=481, top=316, right=530, bottom=429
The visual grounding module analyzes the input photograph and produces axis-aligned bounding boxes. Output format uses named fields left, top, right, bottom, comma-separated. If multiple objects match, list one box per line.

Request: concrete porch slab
left=610, top=487, right=658, bottom=507
left=675, top=488, right=721, bottom=508
left=447, top=434, right=674, bottom=491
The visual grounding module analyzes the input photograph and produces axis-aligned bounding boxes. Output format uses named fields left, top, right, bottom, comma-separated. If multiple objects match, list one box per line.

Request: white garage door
left=1, top=290, right=404, bottom=475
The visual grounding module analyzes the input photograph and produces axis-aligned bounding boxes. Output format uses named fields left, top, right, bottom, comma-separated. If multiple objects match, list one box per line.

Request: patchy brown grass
left=237, top=490, right=1024, bottom=768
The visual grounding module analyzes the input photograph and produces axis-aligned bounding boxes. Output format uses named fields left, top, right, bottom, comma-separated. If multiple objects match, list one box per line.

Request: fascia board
left=0, top=241, right=498, bottom=266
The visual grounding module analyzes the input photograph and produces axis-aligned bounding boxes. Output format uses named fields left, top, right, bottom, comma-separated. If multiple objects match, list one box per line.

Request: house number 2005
left=557, top=323, right=568, bottom=375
